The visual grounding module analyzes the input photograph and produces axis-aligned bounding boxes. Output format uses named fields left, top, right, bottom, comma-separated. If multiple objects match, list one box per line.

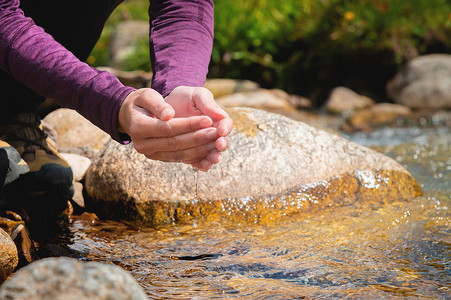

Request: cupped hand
left=165, top=86, right=233, bottom=138
left=118, top=88, right=231, bottom=171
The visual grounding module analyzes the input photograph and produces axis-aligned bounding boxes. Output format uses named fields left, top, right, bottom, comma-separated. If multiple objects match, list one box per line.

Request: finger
left=215, top=118, right=234, bottom=137
left=191, top=150, right=222, bottom=171
left=146, top=141, right=217, bottom=163
left=215, top=136, right=229, bottom=152
left=136, top=89, right=175, bottom=121
left=140, top=128, right=220, bottom=153
left=193, top=88, right=231, bottom=121
left=192, top=89, right=233, bottom=136
left=191, top=159, right=212, bottom=172
left=138, top=116, right=213, bottom=138
left=207, top=150, right=222, bottom=165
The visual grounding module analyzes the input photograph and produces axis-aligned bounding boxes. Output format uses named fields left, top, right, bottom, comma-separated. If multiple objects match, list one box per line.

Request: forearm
left=0, top=0, right=134, bottom=142
left=149, top=0, right=214, bottom=97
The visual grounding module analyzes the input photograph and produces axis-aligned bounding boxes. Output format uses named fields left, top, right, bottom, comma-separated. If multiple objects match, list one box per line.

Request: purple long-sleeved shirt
left=0, top=0, right=214, bottom=143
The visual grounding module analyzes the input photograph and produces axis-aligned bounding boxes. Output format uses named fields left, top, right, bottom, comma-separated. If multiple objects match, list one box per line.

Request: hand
left=118, top=88, right=231, bottom=171
left=164, top=86, right=233, bottom=166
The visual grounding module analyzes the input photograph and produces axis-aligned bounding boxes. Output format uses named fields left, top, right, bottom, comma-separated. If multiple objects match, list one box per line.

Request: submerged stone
left=84, top=107, right=422, bottom=225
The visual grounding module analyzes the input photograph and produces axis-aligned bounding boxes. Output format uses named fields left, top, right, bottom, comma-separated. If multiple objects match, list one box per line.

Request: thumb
left=137, top=88, right=175, bottom=121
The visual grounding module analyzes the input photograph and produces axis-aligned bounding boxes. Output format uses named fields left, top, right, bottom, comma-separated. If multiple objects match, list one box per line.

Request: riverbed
left=66, top=123, right=450, bottom=299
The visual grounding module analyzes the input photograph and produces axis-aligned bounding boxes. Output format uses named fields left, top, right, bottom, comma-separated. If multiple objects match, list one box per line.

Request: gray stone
left=61, top=153, right=91, bottom=182
left=325, top=86, right=375, bottom=115
left=43, top=108, right=110, bottom=150
left=215, top=89, right=298, bottom=116
left=387, top=54, right=451, bottom=109
left=204, top=78, right=260, bottom=98
left=270, top=89, right=311, bottom=109
left=346, top=103, right=412, bottom=132
left=84, top=107, right=421, bottom=224
left=0, top=228, right=18, bottom=282
left=0, top=257, right=148, bottom=300
left=1, top=144, right=29, bottom=186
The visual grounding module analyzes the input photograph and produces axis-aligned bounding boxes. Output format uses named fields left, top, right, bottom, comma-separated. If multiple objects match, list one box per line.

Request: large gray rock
left=0, top=257, right=147, bottom=300
left=0, top=228, right=18, bottom=283
left=387, top=54, right=451, bottom=109
left=85, top=107, right=422, bottom=225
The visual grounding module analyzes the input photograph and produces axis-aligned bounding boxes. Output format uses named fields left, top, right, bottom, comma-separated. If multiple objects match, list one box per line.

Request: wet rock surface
left=84, top=107, right=421, bottom=225
left=0, top=257, right=148, bottom=300
left=344, top=103, right=412, bottom=132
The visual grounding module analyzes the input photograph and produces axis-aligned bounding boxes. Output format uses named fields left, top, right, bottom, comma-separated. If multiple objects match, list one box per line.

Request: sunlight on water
left=67, top=125, right=450, bottom=299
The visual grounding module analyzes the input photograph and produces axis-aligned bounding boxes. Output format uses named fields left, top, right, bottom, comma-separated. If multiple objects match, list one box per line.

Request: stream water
left=65, top=123, right=449, bottom=299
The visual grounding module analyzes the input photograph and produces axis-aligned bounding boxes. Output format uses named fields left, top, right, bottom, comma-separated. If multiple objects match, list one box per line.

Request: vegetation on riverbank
left=89, top=0, right=451, bottom=104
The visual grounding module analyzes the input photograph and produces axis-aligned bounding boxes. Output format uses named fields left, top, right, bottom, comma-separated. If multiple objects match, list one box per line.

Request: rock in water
left=85, top=107, right=422, bottom=225
left=0, top=257, right=148, bottom=299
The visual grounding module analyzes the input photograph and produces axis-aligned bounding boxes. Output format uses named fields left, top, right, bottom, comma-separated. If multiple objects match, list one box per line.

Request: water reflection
left=67, top=125, right=450, bottom=299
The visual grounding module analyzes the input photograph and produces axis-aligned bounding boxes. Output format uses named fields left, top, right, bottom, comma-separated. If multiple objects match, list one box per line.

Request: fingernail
left=219, top=123, right=230, bottom=136
left=200, top=159, right=211, bottom=171
left=210, top=151, right=222, bottom=164
left=206, top=129, right=218, bottom=139
left=200, top=118, right=212, bottom=127
left=206, top=141, right=216, bottom=151
left=216, top=137, right=228, bottom=151
left=161, top=107, right=173, bottom=120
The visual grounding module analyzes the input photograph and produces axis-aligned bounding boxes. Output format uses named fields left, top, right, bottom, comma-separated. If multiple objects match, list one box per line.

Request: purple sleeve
left=149, top=0, right=214, bottom=97
left=0, top=0, right=135, bottom=143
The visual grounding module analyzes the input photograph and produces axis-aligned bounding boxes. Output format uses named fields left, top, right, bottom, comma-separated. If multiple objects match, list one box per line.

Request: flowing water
left=66, top=124, right=450, bottom=299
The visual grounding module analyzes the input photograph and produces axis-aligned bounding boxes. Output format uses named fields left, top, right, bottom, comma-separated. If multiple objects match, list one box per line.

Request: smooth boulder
left=387, top=54, right=451, bottom=109
left=0, top=257, right=147, bottom=300
left=215, top=89, right=298, bottom=117
left=325, top=86, right=375, bottom=115
left=85, top=107, right=422, bottom=225
left=43, top=108, right=110, bottom=150
left=204, top=78, right=260, bottom=98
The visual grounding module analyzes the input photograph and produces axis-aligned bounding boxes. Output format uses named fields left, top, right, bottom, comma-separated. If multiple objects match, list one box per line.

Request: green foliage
left=90, top=0, right=451, bottom=103
left=211, top=0, right=451, bottom=101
